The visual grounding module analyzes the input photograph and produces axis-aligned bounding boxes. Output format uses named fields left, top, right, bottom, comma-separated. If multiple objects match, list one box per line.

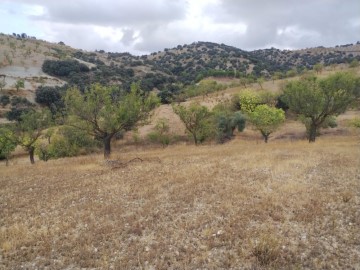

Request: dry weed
left=0, top=136, right=359, bottom=269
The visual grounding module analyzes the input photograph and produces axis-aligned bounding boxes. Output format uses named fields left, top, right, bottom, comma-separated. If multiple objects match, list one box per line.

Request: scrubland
left=1, top=133, right=359, bottom=269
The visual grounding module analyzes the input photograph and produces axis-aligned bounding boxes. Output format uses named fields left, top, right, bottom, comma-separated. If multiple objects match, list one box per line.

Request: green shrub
left=215, top=111, right=246, bottom=143
left=147, top=118, right=172, bottom=147
left=0, top=95, right=10, bottom=106
left=184, top=80, right=226, bottom=98
left=36, top=126, right=99, bottom=160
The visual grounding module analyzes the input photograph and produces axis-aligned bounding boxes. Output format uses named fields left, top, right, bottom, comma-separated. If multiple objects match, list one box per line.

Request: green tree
left=249, top=105, right=285, bottom=143
left=272, top=72, right=283, bottom=83
left=212, top=102, right=246, bottom=143
left=238, top=90, right=262, bottom=113
left=65, top=83, right=159, bottom=158
left=0, top=79, right=6, bottom=91
left=8, top=109, right=52, bottom=164
left=173, top=102, right=213, bottom=145
left=313, top=63, right=324, bottom=74
left=284, top=72, right=359, bottom=142
left=215, top=111, right=246, bottom=143
left=14, top=79, right=25, bottom=91
left=257, top=77, right=265, bottom=89
left=0, top=128, right=17, bottom=166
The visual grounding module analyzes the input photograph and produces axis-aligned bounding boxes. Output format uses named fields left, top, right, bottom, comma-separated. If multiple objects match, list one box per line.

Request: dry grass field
left=1, top=134, right=360, bottom=269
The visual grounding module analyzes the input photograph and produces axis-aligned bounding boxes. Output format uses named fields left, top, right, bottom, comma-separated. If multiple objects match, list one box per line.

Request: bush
left=10, top=96, right=32, bottom=107
left=6, top=107, right=31, bottom=121
left=35, top=86, right=63, bottom=107
left=349, top=117, right=360, bottom=128
left=214, top=110, right=246, bottom=143
left=184, top=80, right=226, bottom=98
left=42, top=59, right=89, bottom=77
left=36, top=126, right=99, bottom=160
left=147, top=119, right=172, bottom=147
left=0, top=95, right=10, bottom=106
left=35, top=85, right=66, bottom=117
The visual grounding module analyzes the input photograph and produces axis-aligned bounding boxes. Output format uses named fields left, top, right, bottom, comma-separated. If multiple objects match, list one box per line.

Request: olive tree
left=65, top=83, right=159, bottom=158
left=212, top=102, right=246, bottom=143
left=284, top=72, right=359, bottom=142
left=249, top=105, right=285, bottom=143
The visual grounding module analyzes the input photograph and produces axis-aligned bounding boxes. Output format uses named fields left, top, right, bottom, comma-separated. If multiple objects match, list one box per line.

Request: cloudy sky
left=0, top=0, right=359, bottom=55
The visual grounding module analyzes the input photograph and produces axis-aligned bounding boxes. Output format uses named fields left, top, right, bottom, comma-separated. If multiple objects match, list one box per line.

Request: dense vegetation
left=39, top=41, right=360, bottom=103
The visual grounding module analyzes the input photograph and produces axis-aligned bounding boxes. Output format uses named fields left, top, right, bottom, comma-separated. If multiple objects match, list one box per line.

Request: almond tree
left=0, top=128, right=17, bottom=166
left=249, top=105, right=285, bottom=143
left=14, top=79, right=25, bottom=91
left=65, top=83, right=159, bottom=158
left=284, top=72, right=359, bottom=142
left=3, top=109, right=52, bottom=164
left=173, top=102, right=213, bottom=145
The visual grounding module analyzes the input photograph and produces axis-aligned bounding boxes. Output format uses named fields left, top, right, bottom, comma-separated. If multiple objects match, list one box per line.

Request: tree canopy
left=0, top=128, right=17, bottom=165
left=249, top=105, right=285, bottom=143
left=173, top=102, right=213, bottom=145
left=65, top=83, right=159, bottom=158
left=283, top=72, right=359, bottom=142
left=5, top=109, right=52, bottom=164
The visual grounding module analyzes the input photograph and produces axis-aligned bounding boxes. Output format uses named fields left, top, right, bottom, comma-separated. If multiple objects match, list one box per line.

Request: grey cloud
left=215, top=0, right=360, bottom=49
left=5, top=0, right=360, bottom=54
left=18, top=0, right=187, bottom=26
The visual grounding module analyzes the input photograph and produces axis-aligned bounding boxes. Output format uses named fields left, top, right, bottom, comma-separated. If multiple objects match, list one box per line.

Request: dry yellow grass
left=1, top=134, right=359, bottom=269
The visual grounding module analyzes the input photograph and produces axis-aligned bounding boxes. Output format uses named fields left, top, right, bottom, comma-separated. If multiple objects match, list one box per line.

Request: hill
left=1, top=33, right=359, bottom=123
left=1, top=33, right=360, bottom=93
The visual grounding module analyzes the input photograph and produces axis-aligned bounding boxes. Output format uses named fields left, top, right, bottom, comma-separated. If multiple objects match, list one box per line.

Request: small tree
left=14, top=79, right=25, bottom=91
left=173, top=102, right=213, bottom=145
left=313, top=63, right=324, bottom=74
left=284, top=72, right=359, bottom=142
left=0, top=79, right=6, bottom=91
left=215, top=111, right=246, bottom=143
left=257, top=77, right=265, bottom=89
left=249, top=105, right=285, bottom=143
left=212, top=102, right=246, bottom=143
left=0, top=128, right=17, bottom=166
left=65, top=83, right=159, bottom=158
left=9, top=109, right=51, bottom=164
left=238, top=90, right=262, bottom=113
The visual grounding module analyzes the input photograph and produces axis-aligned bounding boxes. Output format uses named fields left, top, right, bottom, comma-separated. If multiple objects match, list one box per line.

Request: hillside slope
left=1, top=33, right=359, bottom=123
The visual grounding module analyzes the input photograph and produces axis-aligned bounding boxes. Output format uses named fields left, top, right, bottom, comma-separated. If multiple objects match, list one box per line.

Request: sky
left=0, top=0, right=359, bottom=55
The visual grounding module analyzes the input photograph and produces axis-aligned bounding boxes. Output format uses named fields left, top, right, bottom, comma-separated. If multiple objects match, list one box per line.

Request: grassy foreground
left=1, top=136, right=360, bottom=269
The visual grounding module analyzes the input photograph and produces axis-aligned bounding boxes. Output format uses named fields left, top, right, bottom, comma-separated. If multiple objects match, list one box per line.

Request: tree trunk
left=103, top=135, right=112, bottom=159
left=193, top=133, right=198, bottom=145
left=5, top=157, right=9, bottom=166
left=264, top=134, right=269, bottom=143
left=308, top=123, right=317, bottom=143
left=29, top=147, right=35, bottom=164
left=261, top=131, right=269, bottom=143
